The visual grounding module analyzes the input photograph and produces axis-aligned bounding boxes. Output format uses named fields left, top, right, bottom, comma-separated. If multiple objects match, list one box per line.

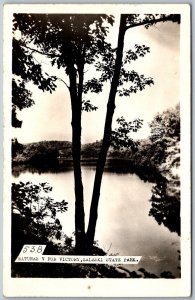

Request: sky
left=12, top=16, right=180, bottom=144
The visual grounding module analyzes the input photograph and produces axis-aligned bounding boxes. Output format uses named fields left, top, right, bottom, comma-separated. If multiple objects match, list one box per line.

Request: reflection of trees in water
left=11, top=178, right=181, bottom=278
left=149, top=180, right=180, bottom=236
left=13, top=163, right=181, bottom=237
left=12, top=160, right=161, bottom=181
left=12, top=162, right=73, bottom=178
left=148, top=104, right=180, bottom=236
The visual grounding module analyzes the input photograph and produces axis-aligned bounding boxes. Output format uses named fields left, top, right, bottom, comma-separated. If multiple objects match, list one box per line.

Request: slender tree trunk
left=86, top=15, right=127, bottom=248
left=68, top=64, right=85, bottom=254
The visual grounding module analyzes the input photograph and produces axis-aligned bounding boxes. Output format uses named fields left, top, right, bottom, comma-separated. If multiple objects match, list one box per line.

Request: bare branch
left=56, top=77, right=70, bottom=90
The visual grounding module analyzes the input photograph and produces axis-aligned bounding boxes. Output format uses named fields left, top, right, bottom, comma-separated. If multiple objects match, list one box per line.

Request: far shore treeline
left=11, top=138, right=160, bottom=176
left=12, top=104, right=180, bottom=184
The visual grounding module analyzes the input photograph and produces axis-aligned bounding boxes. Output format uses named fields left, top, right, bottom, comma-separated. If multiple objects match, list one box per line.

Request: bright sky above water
left=12, top=17, right=180, bottom=144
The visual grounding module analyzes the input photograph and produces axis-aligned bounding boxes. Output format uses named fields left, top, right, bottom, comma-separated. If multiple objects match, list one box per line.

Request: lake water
left=12, top=166, right=180, bottom=277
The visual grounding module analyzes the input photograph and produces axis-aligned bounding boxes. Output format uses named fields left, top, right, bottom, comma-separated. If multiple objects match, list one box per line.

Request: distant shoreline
left=11, top=139, right=166, bottom=183
left=12, top=157, right=163, bottom=183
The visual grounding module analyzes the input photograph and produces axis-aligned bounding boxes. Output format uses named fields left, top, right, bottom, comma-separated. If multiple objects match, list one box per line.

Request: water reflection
left=12, top=159, right=161, bottom=181
left=12, top=165, right=180, bottom=277
left=149, top=181, right=180, bottom=236
left=12, top=163, right=180, bottom=236
left=12, top=162, right=73, bottom=177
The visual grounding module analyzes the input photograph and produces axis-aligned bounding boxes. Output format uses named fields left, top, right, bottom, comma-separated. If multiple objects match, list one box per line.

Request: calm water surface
left=12, top=167, right=180, bottom=277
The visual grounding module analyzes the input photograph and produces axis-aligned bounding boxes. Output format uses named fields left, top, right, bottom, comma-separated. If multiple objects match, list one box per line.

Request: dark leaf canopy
left=83, top=78, right=103, bottom=94
left=123, top=44, right=150, bottom=64
left=111, top=116, right=143, bottom=150
left=85, top=42, right=152, bottom=97
left=118, top=71, right=154, bottom=96
left=12, top=181, right=68, bottom=220
left=12, top=181, right=68, bottom=242
left=11, top=13, right=180, bottom=127
left=12, top=13, right=114, bottom=124
left=82, top=100, right=98, bottom=112
left=13, top=14, right=114, bottom=70
left=13, top=38, right=57, bottom=92
left=12, top=37, right=57, bottom=127
left=12, top=106, right=23, bottom=128
left=12, top=78, right=34, bottom=110
left=94, top=42, right=116, bottom=81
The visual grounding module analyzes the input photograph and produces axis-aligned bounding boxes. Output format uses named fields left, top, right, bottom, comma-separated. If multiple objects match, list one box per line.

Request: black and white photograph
left=3, top=4, right=191, bottom=297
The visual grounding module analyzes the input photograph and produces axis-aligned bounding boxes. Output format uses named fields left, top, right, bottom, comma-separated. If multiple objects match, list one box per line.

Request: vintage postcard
left=3, top=4, right=191, bottom=297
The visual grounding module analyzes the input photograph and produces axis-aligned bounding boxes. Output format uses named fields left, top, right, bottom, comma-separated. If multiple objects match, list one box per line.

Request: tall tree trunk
left=86, top=15, right=127, bottom=248
left=68, top=64, right=85, bottom=254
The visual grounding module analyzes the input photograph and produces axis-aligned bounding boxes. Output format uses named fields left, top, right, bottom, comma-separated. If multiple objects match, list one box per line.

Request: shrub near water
left=12, top=181, right=68, bottom=261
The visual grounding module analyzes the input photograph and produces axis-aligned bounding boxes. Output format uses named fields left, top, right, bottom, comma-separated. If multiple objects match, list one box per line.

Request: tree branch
left=20, top=42, right=69, bottom=90
left=125, top=15, right=180, bottom=30
left=22, top=44, right=61, bottom=58
left=56, top=77, right=70, bottom=90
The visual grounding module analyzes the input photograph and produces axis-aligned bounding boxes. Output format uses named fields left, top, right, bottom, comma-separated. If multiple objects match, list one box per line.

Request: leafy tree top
left=149, top=104, right=180, bottom=143
left=12, top=14, right=115, bottom=126
left=12, top=13, right=180, bottom=127
left=13, top=14, right=114, bottom=69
